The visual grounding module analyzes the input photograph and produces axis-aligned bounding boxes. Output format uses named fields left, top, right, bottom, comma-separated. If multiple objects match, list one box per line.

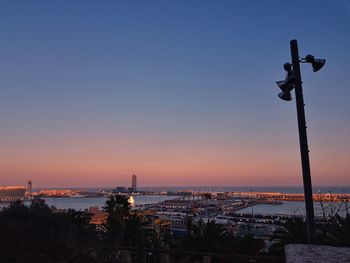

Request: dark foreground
left=1, top=195, right=349, bottom=263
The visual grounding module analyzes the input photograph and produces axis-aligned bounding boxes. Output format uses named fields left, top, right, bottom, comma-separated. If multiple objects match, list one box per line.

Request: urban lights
left=276, top=40, right=325, bottom=244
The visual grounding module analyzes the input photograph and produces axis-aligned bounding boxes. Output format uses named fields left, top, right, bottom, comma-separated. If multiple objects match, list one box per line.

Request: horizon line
left=26, top=185, right=350, bottom=189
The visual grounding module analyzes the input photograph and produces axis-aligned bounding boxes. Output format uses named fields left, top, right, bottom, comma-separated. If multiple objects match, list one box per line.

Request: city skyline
left=0, top=1, right=349, bottom=187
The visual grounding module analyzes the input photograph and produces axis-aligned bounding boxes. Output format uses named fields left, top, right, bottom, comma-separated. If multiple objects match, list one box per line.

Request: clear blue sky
left=0, top=0, right=349, bottom=187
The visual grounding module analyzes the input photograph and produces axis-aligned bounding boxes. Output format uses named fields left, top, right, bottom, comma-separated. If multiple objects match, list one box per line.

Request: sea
left=1, top=186, right=349, bottom=217
left=236, top=201, right=348, bottom=217
left=0, top=195, right=177, bottom=211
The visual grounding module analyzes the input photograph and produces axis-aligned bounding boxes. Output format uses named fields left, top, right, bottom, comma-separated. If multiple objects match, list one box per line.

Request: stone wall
left=285, top=244, right=350, bottom=263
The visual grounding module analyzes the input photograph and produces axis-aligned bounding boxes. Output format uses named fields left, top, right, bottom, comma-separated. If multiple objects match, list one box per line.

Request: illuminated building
left=0, top=186, right=26, bottom=202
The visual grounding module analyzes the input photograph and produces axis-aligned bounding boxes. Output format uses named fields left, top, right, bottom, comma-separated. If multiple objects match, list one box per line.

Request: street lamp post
left=290, top=39, right=316, bottom=244
left=276, top=39, right=326, bottom=244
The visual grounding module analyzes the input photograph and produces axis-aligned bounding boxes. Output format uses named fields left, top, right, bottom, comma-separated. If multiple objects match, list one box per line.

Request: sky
left=0, top=0, right=349, bottom=188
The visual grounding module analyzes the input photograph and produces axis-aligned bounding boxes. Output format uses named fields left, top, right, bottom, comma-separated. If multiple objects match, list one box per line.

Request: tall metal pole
left=290, top=39, right=316, bottom=244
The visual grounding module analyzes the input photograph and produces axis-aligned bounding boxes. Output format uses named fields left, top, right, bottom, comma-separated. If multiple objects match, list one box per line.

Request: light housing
left=276, top=63, right=296, bottom=101
left=304, top=54, right=326, bottom=72
left=278, top=90, right=292, bottom=101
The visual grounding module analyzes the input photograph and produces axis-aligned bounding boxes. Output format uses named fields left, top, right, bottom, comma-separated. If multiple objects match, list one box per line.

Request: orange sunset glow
left=0, top=1, right=349, bottom=188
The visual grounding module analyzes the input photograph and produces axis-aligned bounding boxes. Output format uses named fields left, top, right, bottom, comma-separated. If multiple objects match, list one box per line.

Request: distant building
left=27, top=180, right=32, bottom=196
left=114, top=186, right=127, bottom=193
left=89, top=206, right=108, bottom=226
left=38, top=189, right=73, bottom=197
left=161, top=199, right=193, bottom=209
left=131, top=174, right=137, bottom=192
left=0, top=186, right=26, bottom=202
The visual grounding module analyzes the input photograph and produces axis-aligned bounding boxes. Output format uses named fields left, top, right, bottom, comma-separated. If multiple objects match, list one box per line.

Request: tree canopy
left=0, top=198, right=97, bottom=263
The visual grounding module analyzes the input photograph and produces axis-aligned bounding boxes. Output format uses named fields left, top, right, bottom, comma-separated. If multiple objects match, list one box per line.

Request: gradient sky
left=0, top=0, right=349, bottom=187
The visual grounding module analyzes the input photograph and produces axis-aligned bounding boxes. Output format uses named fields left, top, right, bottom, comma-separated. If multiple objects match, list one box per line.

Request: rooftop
left=0, top=186, right=26, bottom=190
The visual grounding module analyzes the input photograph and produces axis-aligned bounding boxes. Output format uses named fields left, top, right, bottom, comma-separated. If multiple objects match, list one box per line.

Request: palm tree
left=104, top=194, right=130, bottom=218
left=103, top=194, right=131, bottom=246
left=103, top=195, right=150, bottom=263
left=269, top=217, right=308, bottom=256
left=194, top=220, right=228, bottom=252
left=123, top=214, right=148, bottom=263
left=123, top=214, right=147, bottom=247
left=0, top=199, right=98, bottom=263
left=182, top=220, right=235, bottom=253
left=235, top=233, right=264, bottom=255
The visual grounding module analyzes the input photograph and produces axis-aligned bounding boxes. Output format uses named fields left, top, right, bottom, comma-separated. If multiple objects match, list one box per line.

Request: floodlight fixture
left=276, top=62, right=296, bottom=101
left=302, top=54, right=326, bottom=72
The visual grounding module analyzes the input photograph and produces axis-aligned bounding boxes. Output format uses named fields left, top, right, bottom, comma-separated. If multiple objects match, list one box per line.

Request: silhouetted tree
left=318, top=214, right=350, bottom=247
left=103, top=194, right=130, bottom=245
left=181, top=220, right=236, bottom=253
left=123, top=213, right=147, bottom=247
left=0, top=198, right=97, bottom=263
left=181, top=219, right=264, bottom=258
left=104, top=194, right=130, bottom=217
left=235, top=233, right=265, bottom=255
left=102, top=194, right=149, bottom=262
left=270, top=206, right=350, bottom=257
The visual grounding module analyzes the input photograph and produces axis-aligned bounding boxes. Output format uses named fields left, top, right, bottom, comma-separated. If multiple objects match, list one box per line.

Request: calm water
left=2, top=186, right=350, bottom=216
left=236, top=201, right=348, bottom=217
left=1, top=196, right=348, bottom=217
left=43, top=195, right=179, bottom=210
left=0, top=195, right=178, bottom=211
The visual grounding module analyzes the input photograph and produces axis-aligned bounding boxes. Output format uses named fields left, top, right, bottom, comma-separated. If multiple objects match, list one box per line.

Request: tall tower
left=27, top=180, right=32, bottom=195
left=131, top=174, right=137, bottom=192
